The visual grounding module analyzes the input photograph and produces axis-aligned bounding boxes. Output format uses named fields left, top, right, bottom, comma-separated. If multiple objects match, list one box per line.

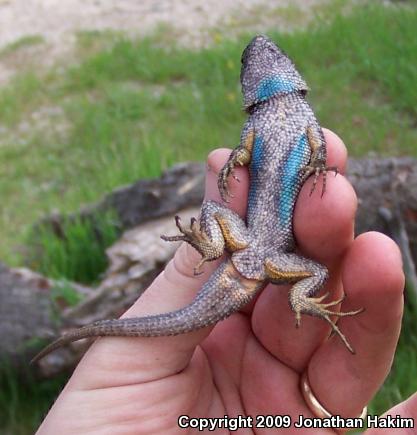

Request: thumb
left=68, top=149, right=249, bottom=390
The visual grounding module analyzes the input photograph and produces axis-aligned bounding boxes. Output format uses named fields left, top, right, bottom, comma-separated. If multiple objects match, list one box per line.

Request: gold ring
left=300, top=371, right=367, bottom=419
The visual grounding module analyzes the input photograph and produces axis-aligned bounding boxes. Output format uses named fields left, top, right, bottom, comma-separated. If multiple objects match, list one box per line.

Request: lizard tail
left=31, top=259, right=262, bottom=364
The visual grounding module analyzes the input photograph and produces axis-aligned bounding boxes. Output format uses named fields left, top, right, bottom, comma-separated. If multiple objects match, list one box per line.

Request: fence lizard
left=32, top=35, right=363, bottom=364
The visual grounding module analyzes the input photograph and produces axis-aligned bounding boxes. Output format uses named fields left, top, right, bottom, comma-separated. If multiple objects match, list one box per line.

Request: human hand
left=37, top=130, right=404, bottom=434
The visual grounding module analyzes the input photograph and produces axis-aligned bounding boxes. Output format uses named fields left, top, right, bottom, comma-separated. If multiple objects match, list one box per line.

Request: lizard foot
left=161, top=216, right=223, bottom=275
left=292, top=292, right=364, bottom=354
left=300, top=162, right=338, bottom=197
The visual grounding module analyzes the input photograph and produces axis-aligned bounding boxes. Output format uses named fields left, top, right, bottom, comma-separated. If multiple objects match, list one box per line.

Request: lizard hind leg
left=161, top=215, right=224, bottom=275
left=161, top=201, right=249, bottom=275
left=265, top=253, right=363, bottom=353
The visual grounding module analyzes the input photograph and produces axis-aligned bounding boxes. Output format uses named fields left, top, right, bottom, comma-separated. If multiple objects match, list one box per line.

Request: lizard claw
left=175, top=215, right=183, bottom=231
left=300, top=163, right=338, bottom=197
left=162, top=214, right=223, bottom=275
left=161, top=215, right=188, bottom=242
left=292, top=293, right=364, bottom=353
left=162, top=215, right=199, bottom=243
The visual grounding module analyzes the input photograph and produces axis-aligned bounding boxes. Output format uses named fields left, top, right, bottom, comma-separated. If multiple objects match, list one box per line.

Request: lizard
left=31, top=34, right=363, bottom=364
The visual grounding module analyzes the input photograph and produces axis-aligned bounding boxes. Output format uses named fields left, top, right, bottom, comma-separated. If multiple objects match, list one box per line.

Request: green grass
left=1, top=1, right=417, bottom=432
left=370, top=300, right=417, bottom=415
left=27, top=211, right=120, bottom=284
left=0, top=35, right=45, bottom=57
left=0, top=359, right=67, bottom=435
left=0, top=72, right=46, bottom=125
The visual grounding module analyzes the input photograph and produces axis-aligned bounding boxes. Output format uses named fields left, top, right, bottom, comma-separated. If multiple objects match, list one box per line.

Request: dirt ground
left=0, top=0, right=320, bottom=46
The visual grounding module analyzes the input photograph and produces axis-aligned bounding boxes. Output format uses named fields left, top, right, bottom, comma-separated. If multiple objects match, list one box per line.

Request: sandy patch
left=0, top=0, right=321, bottom=47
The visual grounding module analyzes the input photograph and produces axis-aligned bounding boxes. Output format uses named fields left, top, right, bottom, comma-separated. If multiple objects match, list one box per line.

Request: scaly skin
left=31, top=35, right=363, bottom=364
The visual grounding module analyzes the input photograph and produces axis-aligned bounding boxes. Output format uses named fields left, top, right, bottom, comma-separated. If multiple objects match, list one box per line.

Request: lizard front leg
left=301, top=125, right=338, bottom=197
left=265, top=252, right=364, bottom=353
left=218, top=119, right=254, bottom=202
left=162, top=201, right=249, bottom=275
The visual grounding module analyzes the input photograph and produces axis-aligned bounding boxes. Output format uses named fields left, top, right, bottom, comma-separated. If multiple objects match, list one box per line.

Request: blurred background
left=0, top=0, right=416, bottom=433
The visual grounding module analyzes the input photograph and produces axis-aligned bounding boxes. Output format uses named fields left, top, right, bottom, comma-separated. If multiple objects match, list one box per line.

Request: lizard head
left=240, top=35, right=308, bottom=110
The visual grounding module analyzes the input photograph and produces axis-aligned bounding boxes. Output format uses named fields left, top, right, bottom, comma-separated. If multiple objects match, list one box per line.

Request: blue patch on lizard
left=248, top=135, right=264, bottom=207
left=278, top=133, right=308, bottom=226
left=251, top=135, right=264, bottom=174
left=256, top=76, right=295, bottom=101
